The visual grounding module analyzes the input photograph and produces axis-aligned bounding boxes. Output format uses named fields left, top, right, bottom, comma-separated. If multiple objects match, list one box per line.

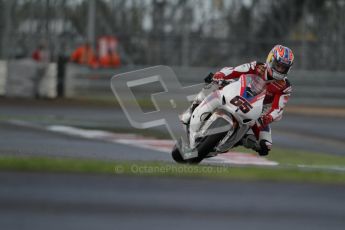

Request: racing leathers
left=180, top=61, right=292, bottom=156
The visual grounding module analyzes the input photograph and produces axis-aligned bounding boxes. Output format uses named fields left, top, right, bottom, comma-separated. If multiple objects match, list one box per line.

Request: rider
left=180, top=45, right=294, bottom=156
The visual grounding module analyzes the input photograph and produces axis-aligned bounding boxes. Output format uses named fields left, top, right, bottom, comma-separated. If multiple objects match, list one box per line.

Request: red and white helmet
left=266, top=45, right=294, bottom=80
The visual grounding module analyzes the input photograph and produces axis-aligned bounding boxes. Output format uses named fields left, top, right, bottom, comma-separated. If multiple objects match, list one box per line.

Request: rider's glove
left=212, top=72, right=228, bottom=86
left=212, top=72, right=225, bottom=82
left=258, top=114, right=273, bottom=127
left=204, top=72, right=214, bottom=83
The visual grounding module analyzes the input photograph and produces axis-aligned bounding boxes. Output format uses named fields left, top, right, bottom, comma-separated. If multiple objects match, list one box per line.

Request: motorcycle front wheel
left=171, top=144, right=203, bottom=164
left=171, top=130, right=228, bottom=165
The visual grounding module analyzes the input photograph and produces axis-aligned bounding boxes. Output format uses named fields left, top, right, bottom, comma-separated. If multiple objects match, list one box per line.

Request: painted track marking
left=46, top=125, right=278, bottom=166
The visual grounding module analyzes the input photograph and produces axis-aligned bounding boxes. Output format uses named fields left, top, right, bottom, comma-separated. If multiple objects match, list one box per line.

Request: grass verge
left=0, top=156, right=344, bottom=184
left=233, top=146, right=345, bottom=167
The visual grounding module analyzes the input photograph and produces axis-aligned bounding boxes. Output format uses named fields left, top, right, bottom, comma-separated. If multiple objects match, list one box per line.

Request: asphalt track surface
left=0, top=121, right=171, bottom=162
left=1, top=172, right=344, bottom=230
left=0, top=99, right=344, bottom=157
left=1, top=100, right=345, bottom=229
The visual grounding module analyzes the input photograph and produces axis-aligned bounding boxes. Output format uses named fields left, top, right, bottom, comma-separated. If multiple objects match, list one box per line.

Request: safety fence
left=0, top=60, right=344, bottom=107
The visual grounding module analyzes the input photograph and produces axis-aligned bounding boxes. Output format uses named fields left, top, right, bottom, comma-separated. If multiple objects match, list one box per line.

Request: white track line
left=9, top=121, right=345, bottom=171
left=296, top=164, right=345, bottom=172
left=46, top=125, right=278, bottom=166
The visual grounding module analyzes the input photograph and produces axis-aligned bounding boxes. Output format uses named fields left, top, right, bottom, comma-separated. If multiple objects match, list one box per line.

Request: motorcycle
left=172, top=74, right=266, bottom=164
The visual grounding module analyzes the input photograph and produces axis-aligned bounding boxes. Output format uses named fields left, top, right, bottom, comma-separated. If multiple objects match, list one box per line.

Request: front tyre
left=171, top=144, right=203, bottom=164
left=172, top=115, right=232, bottom=164
left=171, top=144, right=185, bottom=163
left=196, top=129, right=228, bottom=160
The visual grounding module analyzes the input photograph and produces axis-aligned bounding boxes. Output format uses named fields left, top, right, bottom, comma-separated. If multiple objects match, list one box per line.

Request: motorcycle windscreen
left=241, top=75, right=266, bottom=101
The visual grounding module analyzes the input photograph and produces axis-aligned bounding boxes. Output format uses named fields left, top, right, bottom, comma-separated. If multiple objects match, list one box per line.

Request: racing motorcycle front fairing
left=187, top=74, right=266, bottom=157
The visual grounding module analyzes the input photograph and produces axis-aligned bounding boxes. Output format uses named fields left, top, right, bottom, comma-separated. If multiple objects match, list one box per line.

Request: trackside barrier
left=64, top=64, right=345, bottom=107
left=0, top=61, right=7, bottom=96
left=2, top=59, right=56, bottom=98
left=1, top=61, right=344, bottom=106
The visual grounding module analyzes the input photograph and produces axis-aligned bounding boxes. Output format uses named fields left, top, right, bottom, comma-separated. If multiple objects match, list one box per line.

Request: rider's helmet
left=266, top=45, right=294, bottom=80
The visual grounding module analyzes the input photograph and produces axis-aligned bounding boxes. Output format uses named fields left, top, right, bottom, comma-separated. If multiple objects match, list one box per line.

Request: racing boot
left=256, top=139, right=272, bottom=156
left=241, top=134, right=272, bottom=156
